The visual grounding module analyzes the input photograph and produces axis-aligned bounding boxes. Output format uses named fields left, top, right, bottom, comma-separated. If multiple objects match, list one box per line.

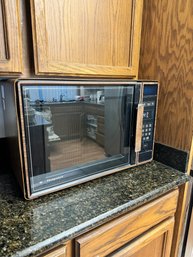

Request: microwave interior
left=17, top=81, right=157, bottom=197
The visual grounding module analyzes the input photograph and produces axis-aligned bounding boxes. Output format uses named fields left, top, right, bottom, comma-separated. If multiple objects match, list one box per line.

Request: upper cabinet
left=0, top=0, right=22, bottom=74
left=30, top=0, right=143, bottom=78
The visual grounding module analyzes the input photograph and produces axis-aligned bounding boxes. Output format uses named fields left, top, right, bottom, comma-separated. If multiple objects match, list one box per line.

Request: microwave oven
left=4, top=79, right=158, bottom=199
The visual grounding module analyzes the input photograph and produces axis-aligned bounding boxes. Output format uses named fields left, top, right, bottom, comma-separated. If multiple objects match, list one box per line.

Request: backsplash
left=154, top=142, right=189, bottom=173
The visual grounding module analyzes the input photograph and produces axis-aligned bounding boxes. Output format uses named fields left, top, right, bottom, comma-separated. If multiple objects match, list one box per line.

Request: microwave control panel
left=142, top=99, right=156, bottom=147
left=139, top=84, right=158, bottom=162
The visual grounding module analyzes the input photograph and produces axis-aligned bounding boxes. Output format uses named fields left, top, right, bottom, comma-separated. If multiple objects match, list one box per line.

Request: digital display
left=144, top=85, right=157, bottom=96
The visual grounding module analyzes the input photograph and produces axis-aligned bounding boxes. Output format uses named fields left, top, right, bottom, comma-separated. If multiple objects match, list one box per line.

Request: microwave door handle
left=135, top=104, right=144, bottom=152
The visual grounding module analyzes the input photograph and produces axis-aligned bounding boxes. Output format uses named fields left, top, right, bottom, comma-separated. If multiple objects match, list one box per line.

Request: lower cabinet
left=41, top=189, right=179, bottom=257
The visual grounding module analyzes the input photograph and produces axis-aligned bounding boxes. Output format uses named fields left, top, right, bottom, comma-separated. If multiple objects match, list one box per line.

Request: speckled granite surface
left=0, top=161, right=189, bottom=257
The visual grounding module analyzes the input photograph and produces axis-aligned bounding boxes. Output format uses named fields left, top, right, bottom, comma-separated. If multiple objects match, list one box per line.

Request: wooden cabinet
left=96, top=115, right=104, bottom=146
left=30, top=0, right=143, bottom=78
left=84, top=103, right=104, bottom=144
left=0, top=0, right=143, bottom=77
left=0, top=0, right=22, bottom=74
left=75, top=189, right=178, bottom=257
left=50, top=104, right=84, bottom=139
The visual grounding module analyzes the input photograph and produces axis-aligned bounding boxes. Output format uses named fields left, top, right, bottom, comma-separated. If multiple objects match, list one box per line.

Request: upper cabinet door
left=0, top=0, right=22, bottom=74
left=30, top=0, right=143, bottom=77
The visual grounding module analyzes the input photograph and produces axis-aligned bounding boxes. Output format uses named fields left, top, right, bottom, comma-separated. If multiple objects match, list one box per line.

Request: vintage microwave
left=4, top=79, right=158, bottom=199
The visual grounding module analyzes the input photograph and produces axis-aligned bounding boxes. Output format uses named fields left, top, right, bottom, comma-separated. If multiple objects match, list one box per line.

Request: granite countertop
left=0, top=161, right=189, bottom=257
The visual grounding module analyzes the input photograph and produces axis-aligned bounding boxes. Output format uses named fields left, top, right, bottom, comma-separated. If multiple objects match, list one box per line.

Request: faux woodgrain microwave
left=4, top=79, right=158, bottom=199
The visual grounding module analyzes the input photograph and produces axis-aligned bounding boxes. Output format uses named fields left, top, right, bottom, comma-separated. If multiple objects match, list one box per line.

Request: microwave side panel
left=3, top=80, right=26, bottom=195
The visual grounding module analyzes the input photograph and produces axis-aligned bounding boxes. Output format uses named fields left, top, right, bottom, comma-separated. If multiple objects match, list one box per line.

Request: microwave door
left=104, top=87, right=123, bottom=156
left=123, top=86, right=135, bottom=156
left=20, top=83, right=134, bottom=196
left=104, top=86, right=134, bottom=163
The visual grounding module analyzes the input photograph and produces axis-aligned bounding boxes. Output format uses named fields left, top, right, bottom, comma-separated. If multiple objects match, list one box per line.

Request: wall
left=139, top=0, right=193, bottom=152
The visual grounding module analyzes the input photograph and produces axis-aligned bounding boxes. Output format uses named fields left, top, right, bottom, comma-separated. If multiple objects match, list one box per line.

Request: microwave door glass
left=21, top=84, right=134, bottom=194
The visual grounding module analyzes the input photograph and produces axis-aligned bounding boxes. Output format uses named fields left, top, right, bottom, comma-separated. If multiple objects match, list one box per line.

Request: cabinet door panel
left=110, top=218, right=174, bottom=257
left=0, top=0, right=22, bottom=74
left=52, top=112, right=83, bottom=138
left=31, top=0, right=143, bottom=77
left=0, top=2, right=8, bottom=61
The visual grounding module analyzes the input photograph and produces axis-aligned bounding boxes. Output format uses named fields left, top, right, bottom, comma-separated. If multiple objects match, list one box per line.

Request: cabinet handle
left=135, top=104, right=144, bottom=152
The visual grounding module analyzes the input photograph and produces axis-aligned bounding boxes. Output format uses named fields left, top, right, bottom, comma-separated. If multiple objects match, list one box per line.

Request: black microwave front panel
left=138, top=84, right=158, bottom=163
left=19, top=82, right=137, bottom=195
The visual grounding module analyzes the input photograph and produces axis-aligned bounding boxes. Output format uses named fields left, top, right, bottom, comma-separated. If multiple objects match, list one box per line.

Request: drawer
left=110, top=217, right=174, bottom=257
left=75, top=189, right=179, bottom=257
left=41, top=241, right=72, bottom=257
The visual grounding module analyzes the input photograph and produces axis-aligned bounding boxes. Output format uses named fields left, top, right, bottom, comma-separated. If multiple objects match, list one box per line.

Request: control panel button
left=144, top=101, right=155, bottom=107
left=143, top=143, right=149, bottom=149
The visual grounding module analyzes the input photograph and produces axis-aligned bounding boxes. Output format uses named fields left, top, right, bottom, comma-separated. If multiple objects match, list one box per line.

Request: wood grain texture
left=75, top=189, right=178, bottom=257
left=0, top=0, right=23, bottom=74
left=41, top=241, right=72, bottom=257
left=139, top=0, right=193, bottom=151
left=171, top=182, right=192, bottom=257
left=30, top=0, right=143, bottom=77
left=135, top=104, right=144, bottom=152
left=49, top=138, right=105, bottom=171
left=0, top=0, right=8, bottom=60
left=41, top=245, right=66, bottom=257
left=187, top=135, right=193, bottom=174
left=110, top=217, right=174, bottom=257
